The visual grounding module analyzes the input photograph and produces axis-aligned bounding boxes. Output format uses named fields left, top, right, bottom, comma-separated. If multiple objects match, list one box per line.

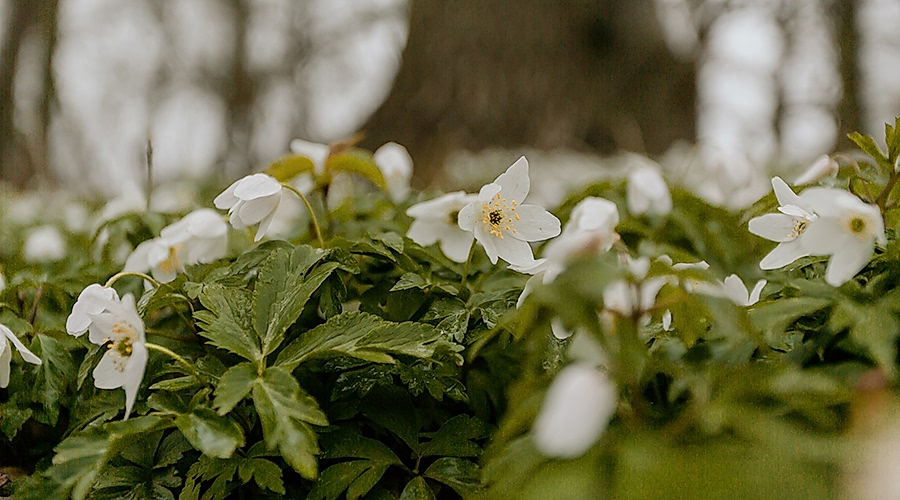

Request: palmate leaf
left=254, top=245, right=337, bottom=356
left=194, top=285, right=261, bottom=363
left=213, top=362, right=256, bottom=415
left=400, top=477, right=436, bottom=500
left=423, top=457, right=481, bottom=497
left=275, top=312, right=461, bottom=371
left=175, top=407, right=245, bottom=459
left=32, top=333, right=77, bottom=425
left=419, top=415, right=490, bottom=458
left=252, top=366, right=328, bottom=479
left=309, top=430, right=404, bottom=500
left=180, top=444, right=286, bottom=500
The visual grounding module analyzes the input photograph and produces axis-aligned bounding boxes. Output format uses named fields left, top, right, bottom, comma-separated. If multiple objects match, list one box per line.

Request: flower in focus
left=87, top=294, right=148, bottom=420
left=794, top=154, right=839, bottom=185
left=374, top=142, right=413, bottom=203
left=214, top=173, right=283, bottom=242
left=406, top=192, right=477, bottom=263
left=23, top=225, right=66, bottom=262
left=748, top=177, right=817, bottom=270
left=0, top=324, right=42, bottom=388
left=66, top=284, right=120, bottom=337
left=627, top=163, right=672, bottom=216
left=722, top=274, right=766, bottom=306
left=532, top=363, right=618, bottom=459
left=799, top=187, right=885, bottom=286
left=458, top=156, right=561, bottom=266
left=125, top=208, right=228, bottom=283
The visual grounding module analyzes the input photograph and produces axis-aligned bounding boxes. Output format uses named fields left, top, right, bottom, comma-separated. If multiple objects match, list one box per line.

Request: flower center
left=481, top=193, right=519, bottom=239
left=105, top=320, right=138, bottom=371
left=157, top=245, right=183, bottom=275
left=849, top=216, right=866, bottom=234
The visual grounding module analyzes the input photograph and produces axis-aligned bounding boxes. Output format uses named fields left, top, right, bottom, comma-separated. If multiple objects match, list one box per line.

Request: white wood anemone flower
left=374, top=142, right=413, bottom=204
left=748, top=177, right=818, bottom=270
left=214, top=173, right=284, bottom=242
left=798, top=187, right=886, bottom=287
left=627, top=163, right=672, bottom=216
left=0, top=324, right=42, bottom=388
left=87, top=293, right=147, bottom=420
left=125, top=208, right=228, bottom=283
left=722, top=274, right=767, bottom=306
left=66, top=283, right=120, bottom=337
left=532, top=363, right=618, bottom=459
left=457, top=156, right=561, bottom=266
left=406, top=191, right=478, bottom=263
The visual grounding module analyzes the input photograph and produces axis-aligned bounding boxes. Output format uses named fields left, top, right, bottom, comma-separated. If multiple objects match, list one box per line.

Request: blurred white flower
left=87, top=294, right=147, bottom=420
left=0, top=324, right=42, bottom=388
left=214, top=173, right=283, bottom=242
left=748, top=177, right=817, bottom=270
left=66, top=284, right=120, bottom=337
left=722, top=274, right=766, bottom=306
left=458, top=156, right=561, bottom=266
left=374, top=142, right=413, bottom=203
left=627, top=164, right=672, bottom=216
left=532, top=363, right=617, bottom=459
left=0, top=271, right=5, bottom=293
left=125, top=208, right=228, bottom=283
left=603, top=256, right=667, bottom=319
left=800, top=187, right=885, bottom=286
left=289, top=138, right=330, bottom=195
left=794, top=154, right=838, bottom=185
left=406, top=192, right=477, bottom=263
left=23, top=225, right=66, bottom=262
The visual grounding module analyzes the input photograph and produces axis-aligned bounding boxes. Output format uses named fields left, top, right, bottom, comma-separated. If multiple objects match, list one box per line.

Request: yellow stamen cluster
left=157, top=244, right=183, bottom=275
left=789, top=219, right=809, bottom=239
left=481, top=193, right=520, bottom=239
left=105, top=321, right=138, bottom=372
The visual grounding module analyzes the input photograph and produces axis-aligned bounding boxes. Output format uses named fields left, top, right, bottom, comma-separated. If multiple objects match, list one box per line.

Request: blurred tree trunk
left=834, top=0, right=860, bottom=149
left=360, top=0, right=696, bottom=186
left=0, top=0, right=34, bottom=187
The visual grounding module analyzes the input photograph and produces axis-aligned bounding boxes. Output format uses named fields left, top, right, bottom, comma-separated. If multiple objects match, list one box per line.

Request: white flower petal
left=407, top=219, right=443, bottom=246
left=494, top=156, right=530, bottom=203
left=213, top=180, right=240, bottom=209
left=438, top=229, right=475, bottom=263
left=759, top=241, right=810, bottom=270
left=794, top=154, right=838, bottom=185
left=456, top=201, right=478, bottom=232
left=289, top=139, right=330, bottom=173
left=92, top=351, right=126, bottom=390
left=801, top=218, right=847, bottom=255
left=511, top=205, right=561, bottom=241
left=748, top=280, right=767, bottom=305
left=532, top=364, right=617, bottom=459
left=824, top=239, right=873, bottom=286
left=66, top=284, right=120, bottom=337
left=0, top=343, right=10, bottom=389
left=255, top=208, right=279, bottom=242
left=2, top=326, right=41, bottom=365
left=490, top=234, right=536, bottom=266
left=232, top=174, right=282, bottom=200
left=771, top=177, right=802, bottom=208
left=473, top=225, right=499, bottom=264
left=748, top=213, right=798, bottom=243
left=122, top=342, right=148, bottom=420
left=722, top=274, right=749, bottom=306
left=237, top=193, right=282, bottom=226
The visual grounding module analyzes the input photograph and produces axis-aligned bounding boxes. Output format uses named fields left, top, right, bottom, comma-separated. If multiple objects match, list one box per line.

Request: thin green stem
left=875, top=157, right=900, bottom=213
left=459, top=238, right=478, bottom=296
left=105, top=271, right=160, bottom=289
left=282, top=183, right=326, bottom=247
left=145, top=342, right=206, bottom=384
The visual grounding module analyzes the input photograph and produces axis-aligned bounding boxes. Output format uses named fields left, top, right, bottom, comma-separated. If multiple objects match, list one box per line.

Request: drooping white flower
left=748, top=177, right=818, bottom=270
left=87, top=294, right=147, bottom=420
left=23, top=225, right=66, bottom=262
left=722, top=274, right=766, bottom=306
left=125, top=208, right=228, bottom=283
left=627, top=163, right=672, bottom=216
left=532, top=363, right=618, bottom=459
left=794, top=154, right=838, bottom=185
left=457, top=156, right=561, bottom=266
left=214, top=173, right=283, bottom=242
left=66, top=284, right=120, bottom=337
left=0, top=324, right=42, bottom=388
left=374, top=142, right=413, bottom=203
left=798, top=187, right=885, bottom=286
left=406, top=192, right=478, bottom=263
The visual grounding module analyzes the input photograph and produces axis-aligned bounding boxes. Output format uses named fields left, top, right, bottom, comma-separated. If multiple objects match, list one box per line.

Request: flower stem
left=145, top=342, right=206, bottom=384
left=105, top=271, right=160, bottom=289
left=282, top=183, right=326, bottom=248
left=459, top=239, right=478, bottom=295
left=875, top=157, right=900, bottom=213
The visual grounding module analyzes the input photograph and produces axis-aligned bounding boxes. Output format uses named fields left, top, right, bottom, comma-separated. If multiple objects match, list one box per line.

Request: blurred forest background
left=1, top=0, right=899, bottom=195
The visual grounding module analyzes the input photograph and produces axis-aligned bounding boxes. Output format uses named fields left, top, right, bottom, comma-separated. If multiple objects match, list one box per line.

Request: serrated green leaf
left=423, top=457, right=481, bottom=497
left=46, top=431, right=111, bottom=500
left=400, top=476, right=436, bottom=500
left=252, top=366, right=327, bottom=479
left=419, top=415, right=489, bottom=458
left=326, top=150, right=387, bottom=190
left=175, top=407, right=245, bottom=459
left=194, top=285, right=261, bottom=362
left=266, top=154, right=316, bottom=182
left=32, top=333, right=76, bottom=425
left=276, top=311, right=459, bottom=370
left=848, top=131, right=890, bottom=168
left=213, top=362, right=256, bottom=415
left=237, top=458, right=286, bottom=495
left=308, top=461, right=370, bottom=500
left=886, top=117, right=900, bottom=164
left=155, top=431, right=193, bottom=469
left=390, top=272, right=428, bottom=291
left=830, top=300, right=898, bottom=373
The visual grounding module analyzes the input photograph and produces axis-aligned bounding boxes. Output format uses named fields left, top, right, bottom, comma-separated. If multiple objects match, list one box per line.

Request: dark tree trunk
left=359, top=0, right=696, bottom=187
left=834, top=0, right=860, bottom=148
left=0, top=0, right=35, bottom=187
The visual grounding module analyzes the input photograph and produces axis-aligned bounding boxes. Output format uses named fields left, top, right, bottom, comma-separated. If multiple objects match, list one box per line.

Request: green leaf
left=419, top=415, right=489, bottom=458
left=32, top=333, right=77, bottom=424
left=194, top=285, right=261, bottom=362
left=423, top=457, right=481, bottom=497
left=830, top=299, right=899, bottom=373
left=310, top=431, right=404, bottom=500
left=848, top=131, right=890, bottom=169
left=45, top=430, right=111, bottom=500
left=390, top=272, right=429, bottom=292
left=276, top=311, right=460, bottom=370
left=265, top=154, right=316, bottom=182
left=886, top=116, right=900, bottom=164
left=237, top=458, right=286, bottom=495
left=214, top=362, right=256, bottom=415
left=308, top=461, right=370, bottom=500
left=256, top=246, right=337, bottom=356
left=175, top=407, right=245, bottom=459
left=326, top=149, right=387, bottom=190
left=400, top=477, right=436, bottom=500
left=252, top=366, right=328, bottom=478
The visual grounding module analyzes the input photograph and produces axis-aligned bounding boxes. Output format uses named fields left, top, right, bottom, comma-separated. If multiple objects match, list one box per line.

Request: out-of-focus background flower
left=0, top=0, right=898, bottom=198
